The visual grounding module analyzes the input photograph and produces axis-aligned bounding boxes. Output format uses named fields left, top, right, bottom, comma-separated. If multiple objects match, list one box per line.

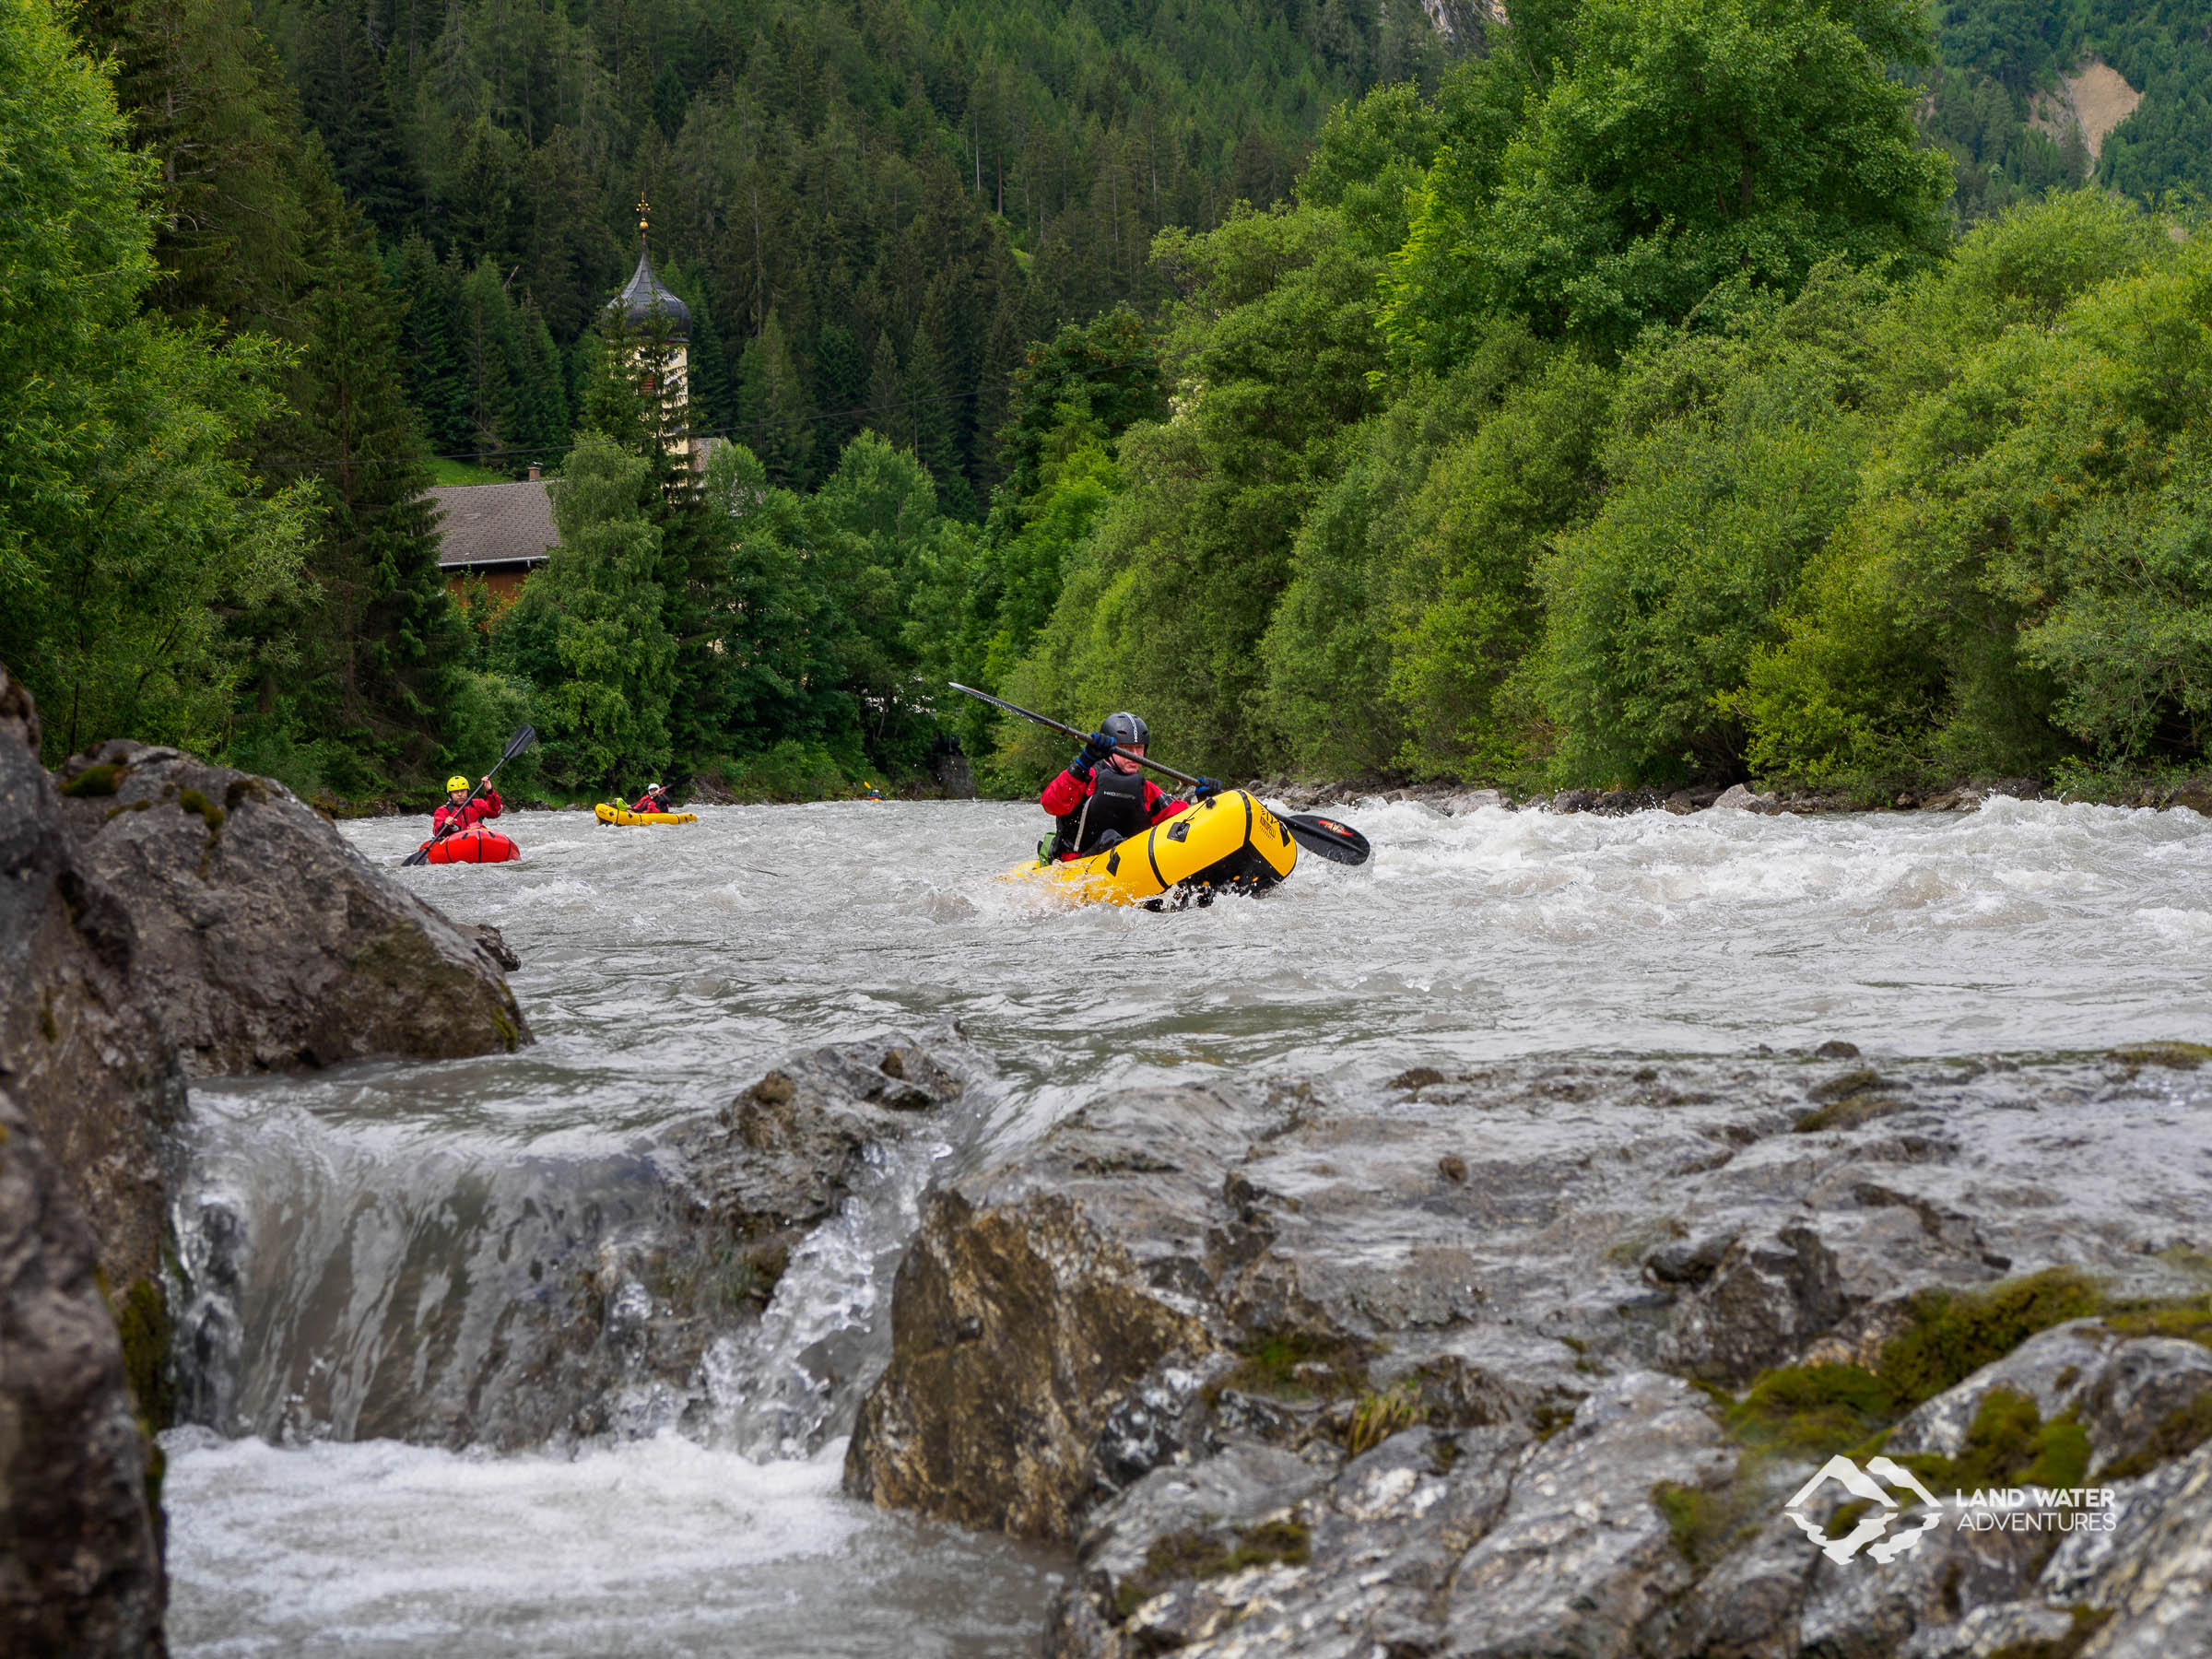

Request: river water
left=161, top=795, right=2212, bottom=1655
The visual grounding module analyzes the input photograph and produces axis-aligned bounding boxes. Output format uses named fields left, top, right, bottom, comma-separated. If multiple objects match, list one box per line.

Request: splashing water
left=163, top=795, right=2212, bottom=1654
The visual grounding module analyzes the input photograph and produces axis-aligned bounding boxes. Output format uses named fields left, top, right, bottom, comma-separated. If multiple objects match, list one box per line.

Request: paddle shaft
left=405, top=725, right=535, bottom=865
left=947, top=683, right=1204, bottom=789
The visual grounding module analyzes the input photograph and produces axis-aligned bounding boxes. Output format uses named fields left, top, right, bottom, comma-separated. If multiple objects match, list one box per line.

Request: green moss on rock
left=1794, top=1093, right=1912, bottom=1134
left=1879, top=1269, right=2104, bottom=1407
left=61, top=762, right=125, bottom=796
left=112, top=1277, right=175, bottom=1431
left=2103, top=1392, right=2212, bottom=1482
left=1219, top=1330, right=1369, bottom=1401
left=176, top=787, right=225, bottom=831
left=2108, top=1041, right=2212, bottom=1071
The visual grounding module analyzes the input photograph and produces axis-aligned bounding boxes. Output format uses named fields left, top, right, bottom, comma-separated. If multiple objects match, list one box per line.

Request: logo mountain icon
left=1783, top=1454, right=1943, bottom=1564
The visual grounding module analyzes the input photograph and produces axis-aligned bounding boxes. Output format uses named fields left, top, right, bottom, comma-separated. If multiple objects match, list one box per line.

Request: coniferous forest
left=7, top=0, right=2212, bottom=804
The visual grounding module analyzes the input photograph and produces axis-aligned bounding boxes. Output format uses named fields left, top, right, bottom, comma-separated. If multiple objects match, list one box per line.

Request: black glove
left=1072, top=729, right=1114, bottom=779
left=1194, top=776, right=1222, bottom=799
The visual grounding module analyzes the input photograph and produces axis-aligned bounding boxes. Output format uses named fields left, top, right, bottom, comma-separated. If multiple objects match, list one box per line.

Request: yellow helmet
left=447, top=774, right=470, bottom=793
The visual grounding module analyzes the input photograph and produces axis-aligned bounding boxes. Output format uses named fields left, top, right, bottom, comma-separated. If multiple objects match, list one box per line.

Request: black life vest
left=1053, top=764, right=1150, bottom=858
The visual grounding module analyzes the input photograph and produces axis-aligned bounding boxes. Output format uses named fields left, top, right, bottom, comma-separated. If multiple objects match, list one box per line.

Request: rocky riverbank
left=1261, top=776, right=2212, bottom=818
left=0, top=665, right=535, bottom=1655
left=845, top=1051, right=2212, bottom=1657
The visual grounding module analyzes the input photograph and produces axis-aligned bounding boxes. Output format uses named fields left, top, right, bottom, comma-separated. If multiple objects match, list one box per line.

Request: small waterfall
left=170, top=1032, right=994, bottom=1459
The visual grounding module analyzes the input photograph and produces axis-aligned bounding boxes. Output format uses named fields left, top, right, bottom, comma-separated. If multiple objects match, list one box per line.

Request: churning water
left=162, top=795, right=2212, bottom=1655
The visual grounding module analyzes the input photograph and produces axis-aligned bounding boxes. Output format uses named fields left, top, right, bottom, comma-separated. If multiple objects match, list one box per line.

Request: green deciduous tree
left=0, top=0, right=313, bottom=761
left=494, top=431, right=675, bottom=787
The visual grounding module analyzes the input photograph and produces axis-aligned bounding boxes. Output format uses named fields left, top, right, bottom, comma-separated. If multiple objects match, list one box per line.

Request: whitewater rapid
left=161, top=795, right=2212, bottom=1655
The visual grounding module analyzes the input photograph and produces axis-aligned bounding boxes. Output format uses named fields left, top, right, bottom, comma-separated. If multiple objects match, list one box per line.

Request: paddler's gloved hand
left=1071, top=729, right=1115, bottom=779
left=1194, top=777, right=1222, bottom=799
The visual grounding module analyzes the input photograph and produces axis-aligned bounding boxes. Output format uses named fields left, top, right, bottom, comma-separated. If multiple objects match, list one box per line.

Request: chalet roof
left=429, top=481, right=558, bottom=571
left=609, top=247, right=690, bottom=339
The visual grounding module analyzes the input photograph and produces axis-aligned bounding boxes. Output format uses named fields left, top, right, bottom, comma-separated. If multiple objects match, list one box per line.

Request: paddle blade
left=1282, top=812, right=1371, bottom=866
left=503, top=724, right=538, bottom=761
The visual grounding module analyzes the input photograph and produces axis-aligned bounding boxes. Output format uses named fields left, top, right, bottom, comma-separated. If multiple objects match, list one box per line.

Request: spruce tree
left=292, top=0, right=416, bottom=238
left=509, top=299, right=571, bottom=472
left=388, top=234, right=469, bottom=456
left=864, top=330, right=905, bottom=443
left=263, top=143, right=458, bottom=782
left=737, top=312, right=817, bottom=487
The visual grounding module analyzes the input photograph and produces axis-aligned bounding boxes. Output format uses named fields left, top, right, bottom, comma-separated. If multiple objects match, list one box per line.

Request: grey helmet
left=1101, top=711, right=1149, bottom=749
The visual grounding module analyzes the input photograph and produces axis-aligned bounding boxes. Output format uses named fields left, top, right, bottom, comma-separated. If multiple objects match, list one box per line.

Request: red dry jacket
left=432, top=788, right=502, bottom=834
left=632, top=794, right=666, bottom=814
left=1039, top=767, right=1188, bottom=858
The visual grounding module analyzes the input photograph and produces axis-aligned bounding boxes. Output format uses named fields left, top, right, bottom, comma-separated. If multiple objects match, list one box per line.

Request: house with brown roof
left=431, top=475, right=558, bottom=600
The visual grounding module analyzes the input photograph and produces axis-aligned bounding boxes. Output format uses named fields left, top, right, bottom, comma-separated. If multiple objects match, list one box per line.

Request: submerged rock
left=0, top=1086, right=165, bottom=1658
left=53, top=740, right=528, bottom=1075
left=847, top=1053, right=2212, bottom=1654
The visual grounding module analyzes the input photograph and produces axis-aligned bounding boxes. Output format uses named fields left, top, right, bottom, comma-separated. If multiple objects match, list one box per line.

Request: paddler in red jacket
left=630, top=782, right=672, bottom=814
left=1039, top=712, right=1218, bottom=861
left=432, top=773, right=503, bottom=835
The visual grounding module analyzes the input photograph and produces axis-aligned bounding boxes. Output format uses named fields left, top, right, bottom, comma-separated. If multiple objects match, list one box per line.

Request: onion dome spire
left=608, top=196, right=690, bottom=339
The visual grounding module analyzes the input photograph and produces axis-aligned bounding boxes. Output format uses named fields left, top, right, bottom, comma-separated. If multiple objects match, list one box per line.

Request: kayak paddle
left=946, top=682, right=1372, bottom=867
left=403, top=724, right=537, bottom=866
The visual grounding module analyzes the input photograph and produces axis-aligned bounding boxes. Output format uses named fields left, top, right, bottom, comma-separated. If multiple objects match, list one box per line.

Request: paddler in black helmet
left=1038, top=712, right=1218, bottom=861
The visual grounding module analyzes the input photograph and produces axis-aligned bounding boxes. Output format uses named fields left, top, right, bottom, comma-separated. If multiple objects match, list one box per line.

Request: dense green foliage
left=981, top=6, right=2212, bottom=797
left=0, top=0, right=312, bottom=759
left=243, top=0, right=1455, bottom=508
left=19, top=0, right=2212, bottom=805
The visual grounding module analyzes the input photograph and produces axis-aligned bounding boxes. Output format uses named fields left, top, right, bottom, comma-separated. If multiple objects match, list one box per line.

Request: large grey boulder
left=0, top=1086, right=165, bottom=1658
left=0, top=670, right=180, bottom=1335
left=53, top=740, right=527, bottom=1075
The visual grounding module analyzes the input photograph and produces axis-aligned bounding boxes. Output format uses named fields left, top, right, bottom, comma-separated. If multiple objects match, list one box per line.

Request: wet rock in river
left=53, top=739, right=529, bottom=1075
left=0, top=1085, right=166, bottom=1658
left=848, top=1053, right=2212, bottom=1654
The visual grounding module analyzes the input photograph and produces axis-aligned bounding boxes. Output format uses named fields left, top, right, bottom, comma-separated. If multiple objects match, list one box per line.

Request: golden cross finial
left=636, top=195, right=650, bottom=243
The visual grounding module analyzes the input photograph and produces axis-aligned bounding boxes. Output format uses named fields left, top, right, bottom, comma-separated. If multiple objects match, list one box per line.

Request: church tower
left=606, top=200, right=701, bottom=467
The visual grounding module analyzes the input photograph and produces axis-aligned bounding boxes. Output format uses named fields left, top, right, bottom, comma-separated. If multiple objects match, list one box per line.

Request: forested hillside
left=10, top=0, right=2212, bottom=806
left=969, top=0, right=2212, bottom=799
left=259, top=0, right=1457, bottom=505
left=1924, top=0, right=2212, bottom=218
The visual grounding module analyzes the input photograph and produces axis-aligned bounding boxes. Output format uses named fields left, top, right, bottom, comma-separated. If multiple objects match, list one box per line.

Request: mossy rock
left=1890, top=1387, right=2090, bottom=1493
left=1794, top=1093, right=1912, bottom=1134
left=61, top=761, right=127, bottom=796
left=1879, top=1269, right=2103, bottom=1408
left=2108, top=1041, right=2212, bottom=1071
left=176, top=787, right=226, bottom=831
left=2102, top=1391, right=2212, bottom=1482
left=1123, top=1515, right=1314, bottom=1617
left=1806, top=1066, right=1898, bottom=1103
left=112, top=1277, right=175, bottom=1432
left=1343, top=1382, right=1424, bottom=1456
left=1220, top=1329, right=1369, bottom=1402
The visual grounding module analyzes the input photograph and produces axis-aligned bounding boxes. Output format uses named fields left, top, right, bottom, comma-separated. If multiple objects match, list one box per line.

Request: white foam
left=163, top=1432, right=1057, bottom=1657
